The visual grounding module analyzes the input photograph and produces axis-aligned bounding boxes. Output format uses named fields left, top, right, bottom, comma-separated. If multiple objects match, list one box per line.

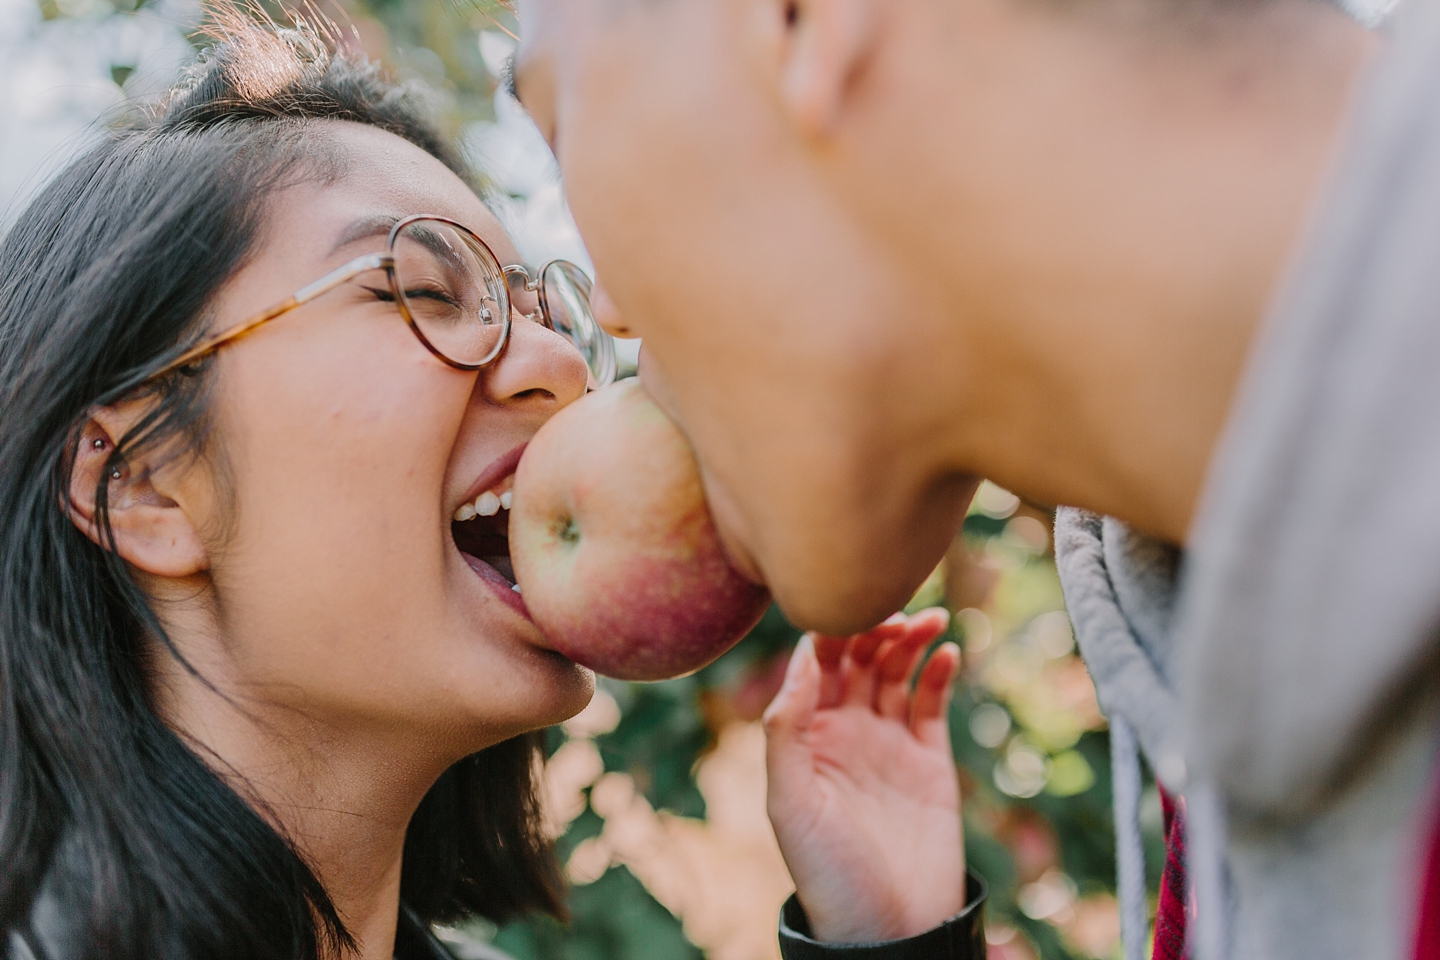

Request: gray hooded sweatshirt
left=1053, top=0, right=1440, bottom=955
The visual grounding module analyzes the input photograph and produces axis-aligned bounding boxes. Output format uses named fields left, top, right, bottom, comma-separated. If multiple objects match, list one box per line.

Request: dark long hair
left=0, top=18, right=564, bottom=960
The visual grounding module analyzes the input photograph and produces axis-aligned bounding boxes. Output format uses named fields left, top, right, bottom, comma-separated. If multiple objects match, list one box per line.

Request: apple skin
left=509, top=378, right=771, bottom=681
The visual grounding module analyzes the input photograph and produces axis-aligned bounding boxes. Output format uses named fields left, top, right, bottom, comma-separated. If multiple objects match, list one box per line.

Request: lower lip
left=462, top=552, right=532, bottom=619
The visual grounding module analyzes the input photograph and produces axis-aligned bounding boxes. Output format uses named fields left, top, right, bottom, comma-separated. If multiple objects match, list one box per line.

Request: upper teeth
left=453, top=484, right=513, bottom=522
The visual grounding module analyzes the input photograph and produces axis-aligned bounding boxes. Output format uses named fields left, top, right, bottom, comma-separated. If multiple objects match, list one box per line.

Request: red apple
left=509, top=378, right=771, bottom=681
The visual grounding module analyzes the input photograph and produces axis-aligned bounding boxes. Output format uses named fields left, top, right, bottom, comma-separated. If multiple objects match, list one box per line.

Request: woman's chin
left=543, top=661, right=598, bottom=726
left=470, top=632, right=596, bottom=734
left=440, top=547, right=596, bottom=729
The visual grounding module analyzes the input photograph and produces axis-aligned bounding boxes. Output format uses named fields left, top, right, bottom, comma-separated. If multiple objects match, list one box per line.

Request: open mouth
left=451, top=444, right=526, bottom=608
left=452, top=501, right=514, bottom=585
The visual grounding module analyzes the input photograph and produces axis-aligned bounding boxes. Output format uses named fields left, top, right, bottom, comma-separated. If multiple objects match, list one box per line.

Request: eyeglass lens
left=541, top=261, right=617, bottom=388
left=394, top=217, right=615, bottom=383
left=392, top=219, right=509, bottom=367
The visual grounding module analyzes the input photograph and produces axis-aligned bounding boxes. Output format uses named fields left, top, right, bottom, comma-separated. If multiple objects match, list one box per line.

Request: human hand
left=763, top=608, right=964, bottom=944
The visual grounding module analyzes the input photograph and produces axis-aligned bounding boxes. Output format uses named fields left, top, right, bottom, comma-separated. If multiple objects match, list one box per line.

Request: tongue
left=461, top=552, right=519, bottom=593
left=484, top=554, right=515, bottom=583
left=451, top=520, right=513, bottom=583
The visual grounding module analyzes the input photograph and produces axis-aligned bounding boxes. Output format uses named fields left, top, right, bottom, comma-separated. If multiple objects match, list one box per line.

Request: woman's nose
left=478, top=317, right=589, bottom=410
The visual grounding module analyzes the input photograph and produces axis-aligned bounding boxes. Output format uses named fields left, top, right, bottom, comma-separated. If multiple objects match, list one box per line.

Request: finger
left=811, top=633, right=849, bottom=709
left=841, top=615, right=907, bottom=708
left=875, top=610, right=950, bottom=718
left=911, top=642, right=960, bottom=749
left=764, top=637, right=824, bottom=827
left=848, top=615, right=906, bottom=668
left=812, top=633, right=848, bottom=670
left=764, top=636, right=823, bottom=776
left=903, top=607, right=952, bottom=646
left=875, top=631, right=933, bottom=720
left=878, top=612, right=949, bottom=684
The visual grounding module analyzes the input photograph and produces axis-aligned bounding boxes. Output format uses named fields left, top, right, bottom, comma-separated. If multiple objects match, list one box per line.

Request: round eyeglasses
left=133, top=215, right=617, bottom=391
left=505, top=261, right=617, bottom=390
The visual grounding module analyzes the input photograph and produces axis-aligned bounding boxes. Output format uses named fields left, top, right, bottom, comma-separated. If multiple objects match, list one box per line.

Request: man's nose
left=591, top=278, right=633, bottom=338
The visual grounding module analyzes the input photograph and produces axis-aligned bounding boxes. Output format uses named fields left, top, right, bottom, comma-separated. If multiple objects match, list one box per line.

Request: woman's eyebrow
left=330, top=215, right=400, bottom=256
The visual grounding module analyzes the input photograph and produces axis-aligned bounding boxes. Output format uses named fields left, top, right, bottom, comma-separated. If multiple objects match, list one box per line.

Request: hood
left=1174, top=0, right=1440, bottom=822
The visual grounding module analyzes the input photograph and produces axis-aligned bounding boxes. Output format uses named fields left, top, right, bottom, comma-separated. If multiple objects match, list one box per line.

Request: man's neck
left=854, top=0, right=1381, bottom=543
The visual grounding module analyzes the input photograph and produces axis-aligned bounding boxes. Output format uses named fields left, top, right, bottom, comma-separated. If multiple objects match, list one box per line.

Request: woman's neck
left=146, top=607, right=454, bottom=960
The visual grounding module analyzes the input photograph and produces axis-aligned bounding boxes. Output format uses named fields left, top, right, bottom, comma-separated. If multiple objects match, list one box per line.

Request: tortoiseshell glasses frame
left=130, top=214, right=616, bottom=391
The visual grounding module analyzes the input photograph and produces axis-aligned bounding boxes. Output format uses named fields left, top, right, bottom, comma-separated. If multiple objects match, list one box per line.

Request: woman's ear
left=68, top=409, right=211, bottom=578
left=778, top=0, right=875, bottom=137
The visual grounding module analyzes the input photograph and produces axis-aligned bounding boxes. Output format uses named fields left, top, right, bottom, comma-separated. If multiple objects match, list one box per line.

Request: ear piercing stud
left=94, top=438, right=121, bottom=479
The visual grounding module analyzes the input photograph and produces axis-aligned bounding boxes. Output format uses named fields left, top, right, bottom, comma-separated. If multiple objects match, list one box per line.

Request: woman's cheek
left=210, top=321, right=469, bottom=701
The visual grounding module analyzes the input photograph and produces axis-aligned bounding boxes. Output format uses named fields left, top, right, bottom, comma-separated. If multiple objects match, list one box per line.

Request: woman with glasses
left=0, top=15, right=979, bottom=960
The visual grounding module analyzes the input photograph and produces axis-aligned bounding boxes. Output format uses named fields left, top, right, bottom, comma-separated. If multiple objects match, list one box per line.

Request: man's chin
left=770, top=577, right=923, bottom=637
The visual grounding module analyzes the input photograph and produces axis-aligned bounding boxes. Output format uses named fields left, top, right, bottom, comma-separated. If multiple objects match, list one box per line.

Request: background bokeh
left=0, top=2, right=1182, bottom=957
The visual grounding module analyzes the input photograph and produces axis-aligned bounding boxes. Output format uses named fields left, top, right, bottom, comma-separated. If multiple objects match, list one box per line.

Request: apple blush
left=508, top=378, right=771, bottom=681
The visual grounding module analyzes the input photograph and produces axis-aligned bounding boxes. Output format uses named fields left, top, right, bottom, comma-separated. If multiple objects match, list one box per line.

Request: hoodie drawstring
left=1186, top=783, right=1231, bottom=960
left=1113, top=714, right=1149, bottom=960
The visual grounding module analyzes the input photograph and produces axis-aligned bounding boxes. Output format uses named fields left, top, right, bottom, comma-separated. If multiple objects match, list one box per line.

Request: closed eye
left=403, top=287, right=465, bottom=309
left=361, top=284, right=464, bottom=310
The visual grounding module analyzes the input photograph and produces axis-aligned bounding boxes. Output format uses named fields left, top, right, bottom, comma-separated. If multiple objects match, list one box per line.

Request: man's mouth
left=451, top=444, right=526, bottom=604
